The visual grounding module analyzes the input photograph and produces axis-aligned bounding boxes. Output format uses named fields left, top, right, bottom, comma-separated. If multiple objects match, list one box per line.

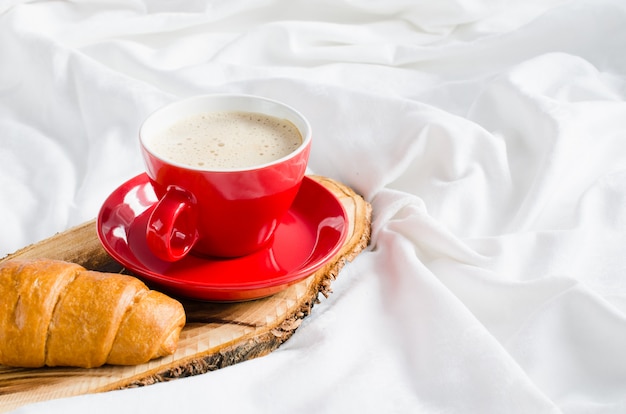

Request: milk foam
left=149, top=111, right=302, bottom=169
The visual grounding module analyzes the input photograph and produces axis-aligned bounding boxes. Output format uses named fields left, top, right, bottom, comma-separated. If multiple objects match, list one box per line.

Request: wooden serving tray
left=0, top=176, right=371, bottom=413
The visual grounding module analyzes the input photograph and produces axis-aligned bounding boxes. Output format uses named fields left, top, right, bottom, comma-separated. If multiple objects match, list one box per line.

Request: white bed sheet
left=2, top=0, right=626, bottom=413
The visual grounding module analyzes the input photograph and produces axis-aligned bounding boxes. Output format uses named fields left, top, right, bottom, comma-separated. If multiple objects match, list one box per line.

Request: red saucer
left=97, top=174, right=348, bottom=301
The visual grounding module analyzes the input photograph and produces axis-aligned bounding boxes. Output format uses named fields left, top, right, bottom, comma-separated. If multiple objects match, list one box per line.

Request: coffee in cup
left=139, top=94, right=312, bottom=261
left=147, top=111, right=302, bottom=170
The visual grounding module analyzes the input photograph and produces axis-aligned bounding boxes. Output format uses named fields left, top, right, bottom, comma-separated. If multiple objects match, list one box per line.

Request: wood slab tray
left=0, top=176, right=371, bottom=413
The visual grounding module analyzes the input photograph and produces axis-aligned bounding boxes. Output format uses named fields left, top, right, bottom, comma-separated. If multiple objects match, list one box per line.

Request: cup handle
left=146, top=187, right=199, bottom=262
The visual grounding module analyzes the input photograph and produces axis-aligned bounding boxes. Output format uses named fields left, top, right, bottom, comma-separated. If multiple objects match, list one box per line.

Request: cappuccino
left=148, top=111, right=302, bottom=170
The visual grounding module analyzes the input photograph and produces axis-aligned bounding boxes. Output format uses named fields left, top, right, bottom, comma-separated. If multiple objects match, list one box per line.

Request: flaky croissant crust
left=0, top=259, right=185, bottom=368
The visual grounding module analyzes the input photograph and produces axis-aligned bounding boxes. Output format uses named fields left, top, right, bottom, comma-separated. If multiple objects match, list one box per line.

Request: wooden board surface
left=0, top=176, right=371, bottom=413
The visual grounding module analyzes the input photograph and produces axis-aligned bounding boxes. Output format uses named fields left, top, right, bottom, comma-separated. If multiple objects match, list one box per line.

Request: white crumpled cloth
left=2, top=0, right=626, bottom=413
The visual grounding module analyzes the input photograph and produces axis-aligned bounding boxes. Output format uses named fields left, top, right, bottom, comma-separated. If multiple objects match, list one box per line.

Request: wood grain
left=0, top=176, right=371, bottom=413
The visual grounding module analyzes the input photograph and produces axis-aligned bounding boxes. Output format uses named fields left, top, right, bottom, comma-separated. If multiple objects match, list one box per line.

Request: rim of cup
left=139, top=94, right=312, bottom=172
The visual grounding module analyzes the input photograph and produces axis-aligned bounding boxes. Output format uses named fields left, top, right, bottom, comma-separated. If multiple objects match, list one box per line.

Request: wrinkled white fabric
left=2, top=0, right=626, bottom=413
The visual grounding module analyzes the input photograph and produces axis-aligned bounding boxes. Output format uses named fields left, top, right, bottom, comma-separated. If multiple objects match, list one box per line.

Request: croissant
left=0, top=259, right=185, bottom=368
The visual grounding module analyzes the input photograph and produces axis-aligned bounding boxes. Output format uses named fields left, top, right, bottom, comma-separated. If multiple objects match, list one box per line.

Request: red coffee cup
left=139, top=94, right=312, bottom=261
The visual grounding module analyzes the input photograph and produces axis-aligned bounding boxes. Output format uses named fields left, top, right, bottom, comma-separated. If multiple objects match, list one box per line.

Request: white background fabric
left=2, top=0, right=626, bottom=412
